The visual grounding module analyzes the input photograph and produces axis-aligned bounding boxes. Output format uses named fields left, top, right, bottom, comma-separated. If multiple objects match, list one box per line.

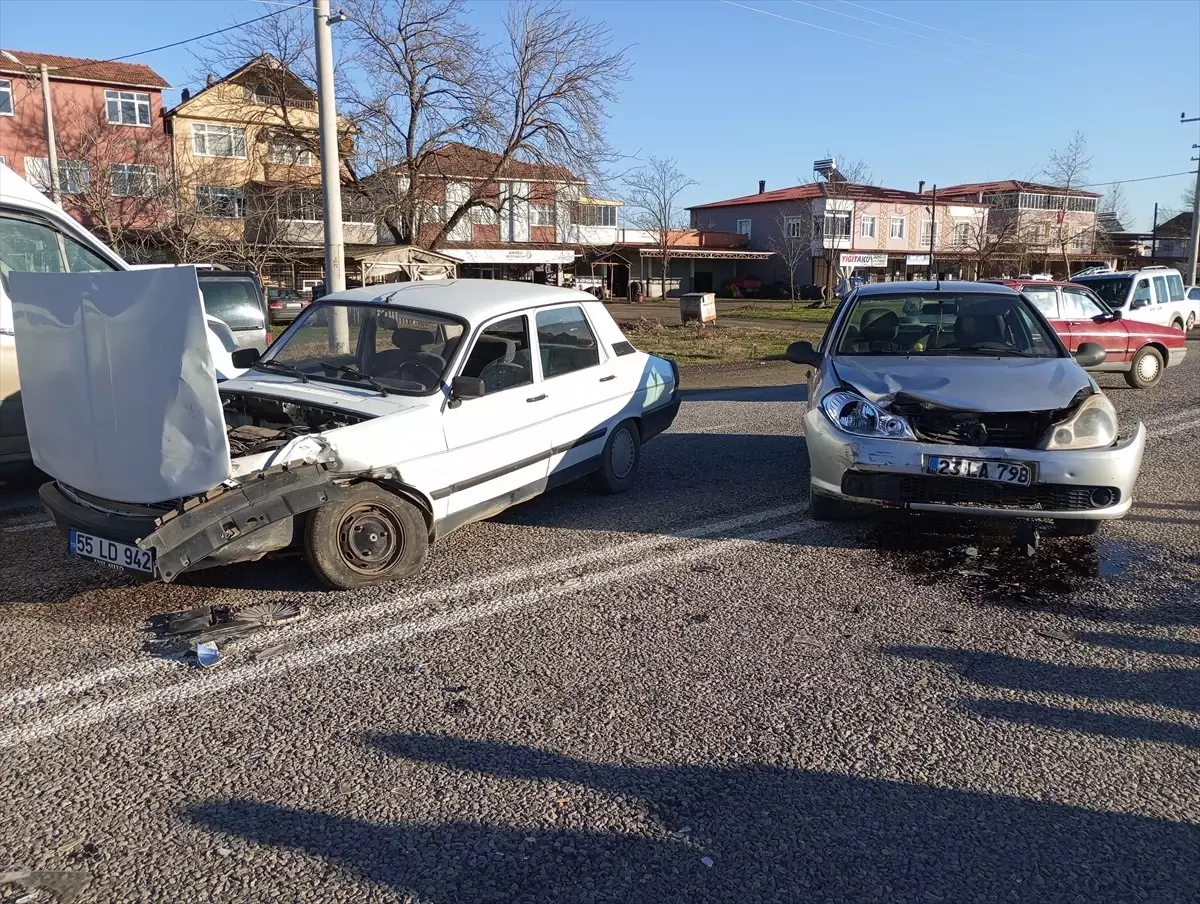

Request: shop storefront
left=443, top=248, right=576, bottom=284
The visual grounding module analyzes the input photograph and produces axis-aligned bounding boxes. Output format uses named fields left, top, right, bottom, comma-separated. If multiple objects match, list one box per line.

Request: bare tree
left=955, top=212, right=1027, bottom=279
left=1042, top=131, right=1096, bottom=275
left=623, top=156, right=696, bottom=300
left=810, top=156, right=872, bottom=306
left=768, top=203, right=810, bottom=306
left=42, top=100, right=171, bottom=261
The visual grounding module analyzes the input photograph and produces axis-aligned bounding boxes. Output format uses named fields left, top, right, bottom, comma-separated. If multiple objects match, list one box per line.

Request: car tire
left=1055, top=519, right=1101, bottom=537
left=1123, top=345, right=1164, bottom=389
left=1187, top=313, right=1196, bottom=331
left=304, top=484, right=428, bottom=590
left=1171, top=318, right=1185, bottom=332
left=809, top=490, right=851, bottom=520
left=593, top=420, right=641, bottom=494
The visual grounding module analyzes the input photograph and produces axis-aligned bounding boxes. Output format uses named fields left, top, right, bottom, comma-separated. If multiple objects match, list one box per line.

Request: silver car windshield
left=834, top=293, right=1060, bottom=358
left=261, top=303, right=466, bottom=393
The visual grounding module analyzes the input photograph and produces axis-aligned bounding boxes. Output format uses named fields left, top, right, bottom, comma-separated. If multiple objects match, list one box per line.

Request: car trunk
left=8, top=267, right=233, bottom=503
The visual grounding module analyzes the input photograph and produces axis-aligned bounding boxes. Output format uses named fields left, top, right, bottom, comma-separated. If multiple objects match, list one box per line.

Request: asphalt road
left=1, top=348, right=1198, bottom=904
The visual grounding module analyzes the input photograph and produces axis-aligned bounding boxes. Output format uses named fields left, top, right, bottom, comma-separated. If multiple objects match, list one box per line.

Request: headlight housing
left=1041, top=393, right=1118, bottom=450
left=821, top=390, right=915, bottom=440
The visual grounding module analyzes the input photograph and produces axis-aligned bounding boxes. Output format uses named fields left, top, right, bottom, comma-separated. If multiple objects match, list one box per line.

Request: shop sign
left=839, top=252, right=888, bottom=268
left=905, top=254, right=931, bottom=266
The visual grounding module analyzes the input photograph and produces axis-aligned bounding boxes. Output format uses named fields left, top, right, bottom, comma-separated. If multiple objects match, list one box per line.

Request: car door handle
left=526, top=394, right=547, bottom=403
left=599, top=375, right=616, bottom=382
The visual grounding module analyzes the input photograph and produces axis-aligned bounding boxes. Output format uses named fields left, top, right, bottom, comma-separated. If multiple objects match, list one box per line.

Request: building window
left=192, top=123, right=247, bottom=158
left=0, top=79, right=12, bottom=116
left=952, top=223, right=970, bottom=245
left=569, top=202, right=616, bottom=227
left=920, top=220, right=937, bottom=247
left=196, top=186, right=246, bottom=219
left=736, top=218, right=752, bottom=237
left=814, top=212, right=850, bottom=238
left=105, top=90, right=152, bottom=127
left=784, top=216, right=804, bottom=238
left=25, top=157, right=90, bottom=194
left=530, top=203, right=556, bottom=227
left=1070, top=231, right=1089, bottom=251
left=1030, top=223, right=1050, bottom=244
left=860, top=215, right=876, bottom=238
left=889, top=217, right=905, bottom=239
left=279, top=189, right=323, bottom=221
left=268, top=139, right=314, bottom=166
left=110, top=163, right=158, bottom=197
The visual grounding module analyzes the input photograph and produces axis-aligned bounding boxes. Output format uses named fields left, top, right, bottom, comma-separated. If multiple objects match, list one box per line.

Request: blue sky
left=2, top=0, right=1198, bottom=229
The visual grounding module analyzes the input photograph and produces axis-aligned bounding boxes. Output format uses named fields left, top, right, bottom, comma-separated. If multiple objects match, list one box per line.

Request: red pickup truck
left=985, top=279, right=1187, bottom=389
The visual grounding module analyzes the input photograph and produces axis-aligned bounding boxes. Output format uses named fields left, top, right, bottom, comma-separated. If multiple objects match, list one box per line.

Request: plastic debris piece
left=232, top=601, right=302, bottom=629
left=677, top=826, right=692, bottom=835
left=701, top=856, right=714, bottom=868
left=965, top=547, right=980, bottom=558
left=194, top=641, right=224, bottom=669
left=217, top=848, right=233, bottom=857
left=0, top=870, right=91, bottom=904
left=252, top=641, right=297, bottom=662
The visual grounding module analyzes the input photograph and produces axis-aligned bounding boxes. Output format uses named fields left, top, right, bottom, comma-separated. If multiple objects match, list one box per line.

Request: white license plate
left=926, top=456, right=1032, bottom=486
left=69, top=529, right=155, bottom=573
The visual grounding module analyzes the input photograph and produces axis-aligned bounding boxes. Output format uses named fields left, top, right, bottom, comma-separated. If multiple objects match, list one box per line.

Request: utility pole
left=38, top=64, right=61, bottom=203
left=1183, top=113, right=1200, bottom=287
left=927, top=185, right=937, bottom=280
left=1150, top=202, right=1158, bottom=263
left=314, top=0, right=349, bottom=352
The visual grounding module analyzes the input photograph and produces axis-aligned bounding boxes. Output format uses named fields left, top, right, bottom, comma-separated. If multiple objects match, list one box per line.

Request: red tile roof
left=421, top=143, right=578, bottom=183
left=0, top=49, right=169, bottom=89
left=688, top=182, right=948, bottom=210
left=938, top=180, right=1100, bottom=199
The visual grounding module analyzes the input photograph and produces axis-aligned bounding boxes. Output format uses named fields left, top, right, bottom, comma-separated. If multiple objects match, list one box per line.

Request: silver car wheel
left=609, top=426, right=637, bottom=480
left=1136, top=351, right=1160, bottom=383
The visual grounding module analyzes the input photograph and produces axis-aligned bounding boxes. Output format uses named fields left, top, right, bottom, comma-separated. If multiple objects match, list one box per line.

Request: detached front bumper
left=40, top=464, right=342, bottom=581
left=804, top=409, right=1146, bottom=521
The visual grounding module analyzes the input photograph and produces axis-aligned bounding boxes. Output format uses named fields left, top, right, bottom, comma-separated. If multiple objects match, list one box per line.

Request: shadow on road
left=187, top=733, right=1200, bottom=902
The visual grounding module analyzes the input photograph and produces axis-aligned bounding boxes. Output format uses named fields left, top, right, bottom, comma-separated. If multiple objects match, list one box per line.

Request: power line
left=719, top=1, right=1036, bottom=82
left=49, top=2, right=307, bottom=75
left=790, top=0, right=1022, bottom=65
left=1081, top=171, right=1198, bottom=188
left=837, top=0, right=1038, bottom=59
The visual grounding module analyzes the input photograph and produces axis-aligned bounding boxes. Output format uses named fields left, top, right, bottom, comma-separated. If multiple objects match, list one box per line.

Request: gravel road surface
left=1, top=347, right=1197, bottom=904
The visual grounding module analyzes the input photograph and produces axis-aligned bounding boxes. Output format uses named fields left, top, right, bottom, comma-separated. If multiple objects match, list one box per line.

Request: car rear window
left=199, top=279, right=264, bottom=331
left=1166, top=273, right=1185, bottom=301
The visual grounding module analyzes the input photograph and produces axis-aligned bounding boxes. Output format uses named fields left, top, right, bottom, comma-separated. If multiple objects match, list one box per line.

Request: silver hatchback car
left=786, top=281, right=1146, bottom=535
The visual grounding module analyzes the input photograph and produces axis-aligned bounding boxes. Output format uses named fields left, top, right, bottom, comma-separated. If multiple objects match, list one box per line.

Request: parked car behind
left=986, top=279, right=1187, bottom=388
left=785, top=281, right=1145, bottom=536
left=196, top=270, right=270, bottom=353
left=17, top=278, right=681, bottom=589
left=0, top=162, right=242, bottom=468
left=266, top=286, right=308, bottom=324
left=1071, top=266, right=1197, bottom=332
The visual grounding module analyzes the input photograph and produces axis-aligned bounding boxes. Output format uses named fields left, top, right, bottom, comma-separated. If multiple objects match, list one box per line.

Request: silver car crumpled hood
left=831, top=356, right=1093, bottom=412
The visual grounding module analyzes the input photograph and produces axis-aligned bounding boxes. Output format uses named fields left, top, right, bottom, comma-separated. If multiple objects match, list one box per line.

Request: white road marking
left=1151, top=419, right=1200, bottom=439
left=0, top=503, right=807, bottom=715
left=0, top=517, right=820, bottom=750
left=2, top=519, right=53, bottom=534
left=1145, top=406, right=1200, bottom=429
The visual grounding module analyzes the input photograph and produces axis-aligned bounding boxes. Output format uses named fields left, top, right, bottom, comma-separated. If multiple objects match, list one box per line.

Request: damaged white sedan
left=785, top=281, right=1146, bottom=535
left=10, top=270, right=679, bottom=588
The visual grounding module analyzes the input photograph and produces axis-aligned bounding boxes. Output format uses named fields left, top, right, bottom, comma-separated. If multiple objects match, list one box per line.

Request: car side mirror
left=1073, top=342, right=1106, bottom=368
left=451, top=375, right=485, bottom=401
left=1108, top=309, right=1121, bottom=321
left=1130, top=297, right=1149, bottom=310
left=231, top=348, right=259, bottom=368
left=785, top=340, right=822, bottom=367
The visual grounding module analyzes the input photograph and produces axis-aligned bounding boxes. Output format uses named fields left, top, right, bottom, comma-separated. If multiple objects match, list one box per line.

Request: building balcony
left=248, top=218, right=378, bottom=247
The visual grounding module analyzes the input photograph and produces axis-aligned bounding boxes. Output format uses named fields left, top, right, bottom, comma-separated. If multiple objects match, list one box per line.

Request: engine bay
left=221, top=392, right=369, bottom=458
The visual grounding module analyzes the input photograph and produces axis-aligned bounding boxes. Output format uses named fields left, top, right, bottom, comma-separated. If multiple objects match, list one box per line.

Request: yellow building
left=165, top=54, right=376, bottom=291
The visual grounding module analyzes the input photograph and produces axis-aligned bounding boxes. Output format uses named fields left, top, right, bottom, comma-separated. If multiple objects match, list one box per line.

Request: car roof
left=1074, top=268, right=1179, bottom=279
left=854, top=280, right=1018, bottom=297
left=984, top=279, right=1081, bottom=289
left=321, top=279, right=597, bottom=323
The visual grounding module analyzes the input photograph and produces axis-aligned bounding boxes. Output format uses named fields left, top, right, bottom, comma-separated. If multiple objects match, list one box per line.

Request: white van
left=1072, top=266, right=1198, bottom=331
left=0, top=163, right=242, bottom=466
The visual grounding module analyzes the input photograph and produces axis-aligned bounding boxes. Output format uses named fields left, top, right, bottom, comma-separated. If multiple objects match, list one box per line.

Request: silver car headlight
left=1041, top=393, right=1118, bottom=450
left=821, top=390, right=915, bottom=440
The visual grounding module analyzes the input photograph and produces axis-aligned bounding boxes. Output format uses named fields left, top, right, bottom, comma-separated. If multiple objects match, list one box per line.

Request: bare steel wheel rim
left=610, top=427, right=637, bottom=480
left=1188, top=314, right=1196, bottom=330
left=337, top=503, right=404, bottom=575
left=1137, top=352, right=1160, bottom=383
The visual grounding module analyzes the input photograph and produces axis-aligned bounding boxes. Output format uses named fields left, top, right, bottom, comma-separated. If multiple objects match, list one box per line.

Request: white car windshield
left=834, top=292, right=1061, bottom=358
left=260, top=303, right=466, bottom=393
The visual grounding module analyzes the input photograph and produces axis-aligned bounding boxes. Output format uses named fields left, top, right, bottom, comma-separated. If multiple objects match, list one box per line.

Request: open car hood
left=9, top=268, right=231, bottom=503
left=831, top=355, right=1092, bottom=412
